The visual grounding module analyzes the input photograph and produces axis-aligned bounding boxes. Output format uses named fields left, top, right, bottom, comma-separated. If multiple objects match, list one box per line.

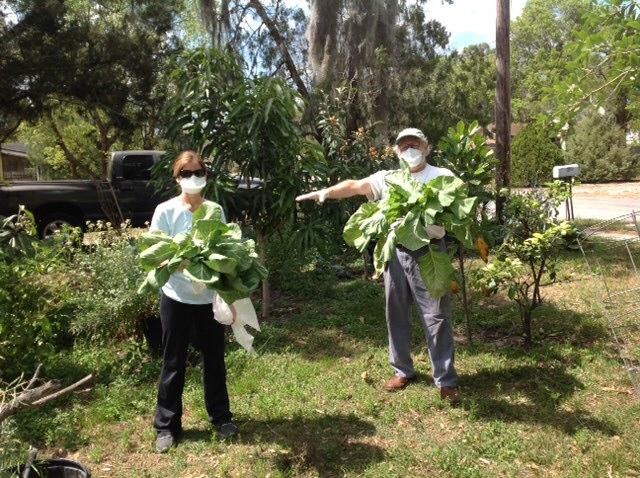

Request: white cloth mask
left=178, top=175, right=207, bottom=194
left=399, top=148, right=425, bottom=168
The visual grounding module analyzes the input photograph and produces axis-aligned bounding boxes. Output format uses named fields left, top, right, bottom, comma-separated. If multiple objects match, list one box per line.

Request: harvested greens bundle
left=343, top=171, right=477, bottom=298
left=137, top=202, right=267, bottom=304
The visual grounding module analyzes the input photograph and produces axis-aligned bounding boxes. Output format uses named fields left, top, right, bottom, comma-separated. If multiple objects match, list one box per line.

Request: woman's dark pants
left=154, top=294, right=232, bottom=434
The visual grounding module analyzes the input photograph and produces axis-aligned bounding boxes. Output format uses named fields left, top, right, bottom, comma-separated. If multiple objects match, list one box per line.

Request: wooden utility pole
left=495, top=0, right=511, bottom=223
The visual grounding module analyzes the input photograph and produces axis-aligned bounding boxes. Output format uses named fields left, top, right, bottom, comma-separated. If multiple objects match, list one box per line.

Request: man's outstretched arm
left=296, top=178, right=373, bottom=203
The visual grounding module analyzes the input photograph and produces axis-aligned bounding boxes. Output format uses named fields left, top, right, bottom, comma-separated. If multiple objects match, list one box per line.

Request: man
left=296, top=128, right=460, bottom=406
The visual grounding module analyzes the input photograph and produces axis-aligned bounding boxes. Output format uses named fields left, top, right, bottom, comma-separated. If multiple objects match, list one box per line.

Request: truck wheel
left=38, top=213, right=82, bottom=239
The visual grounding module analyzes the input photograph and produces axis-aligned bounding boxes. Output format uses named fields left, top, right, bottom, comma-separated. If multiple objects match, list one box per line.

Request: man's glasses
left=178, top=169, right=206, bottom=179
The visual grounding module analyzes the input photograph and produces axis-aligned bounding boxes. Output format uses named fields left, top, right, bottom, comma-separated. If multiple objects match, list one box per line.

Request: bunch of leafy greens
left=343, top=171, right=477, bottom=298
left=137, top=202, right=267, bottom=304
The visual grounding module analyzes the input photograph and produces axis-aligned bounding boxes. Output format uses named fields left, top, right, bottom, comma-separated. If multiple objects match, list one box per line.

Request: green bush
left=565, top=110, right=637, bottom=182
left=511, top=123, right=563, bottom=187
left=68, top=222, right=158, bottom=343
left=0, top=246, right=75, bottom=380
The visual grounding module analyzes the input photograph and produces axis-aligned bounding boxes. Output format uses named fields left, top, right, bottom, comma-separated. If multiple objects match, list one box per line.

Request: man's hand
left=296, top=189, right=329, bottom=203
left=426, top=224, right=445, bottom=240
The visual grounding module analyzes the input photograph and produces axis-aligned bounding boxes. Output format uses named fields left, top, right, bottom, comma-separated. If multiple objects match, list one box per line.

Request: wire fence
left=578, top=211, right=640, bottom=396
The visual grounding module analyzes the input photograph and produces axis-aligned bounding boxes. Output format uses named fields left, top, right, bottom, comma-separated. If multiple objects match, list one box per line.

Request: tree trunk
left=495, top=0, right=512, bottom=223
left=614, top=88, right=630, bottom=131
left=257, top=230, right=271, bottom=320
left=248, top=0, right=309, bottom=98
left=522, top=309, right=532, bottom=348
left=457, top=246, right=472, bottom=343
left=47, top=112, right=98, bottom=179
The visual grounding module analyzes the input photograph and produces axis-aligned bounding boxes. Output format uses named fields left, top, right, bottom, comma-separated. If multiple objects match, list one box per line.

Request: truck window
left=122, top=155, right=154, bottom=180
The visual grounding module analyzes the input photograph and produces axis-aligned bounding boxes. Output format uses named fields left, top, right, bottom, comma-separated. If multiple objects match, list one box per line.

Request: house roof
left=0, top=142, right=28, bottom=157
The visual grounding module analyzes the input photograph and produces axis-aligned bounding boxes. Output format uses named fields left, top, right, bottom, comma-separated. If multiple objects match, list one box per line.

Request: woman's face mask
left=178, top=175, right=207, bottom=194
left=399, top=147, right=424, bottom=168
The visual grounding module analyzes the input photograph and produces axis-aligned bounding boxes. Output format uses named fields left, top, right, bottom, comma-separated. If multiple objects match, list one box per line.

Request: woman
left=150, top=150, right=237, bottom=453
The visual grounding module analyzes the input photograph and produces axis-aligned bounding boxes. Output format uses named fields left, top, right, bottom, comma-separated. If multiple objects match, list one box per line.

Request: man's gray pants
left=383, top=242, right=458, bottom=388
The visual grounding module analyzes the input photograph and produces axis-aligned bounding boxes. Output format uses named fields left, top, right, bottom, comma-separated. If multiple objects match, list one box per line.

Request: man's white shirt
left=366, top=164, right=455, bottom=201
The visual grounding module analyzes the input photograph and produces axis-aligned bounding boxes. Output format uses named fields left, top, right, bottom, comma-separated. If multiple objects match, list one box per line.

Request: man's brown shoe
left=384, top=375, right=415, bottom=392
left=440, top=386, right=461, bottom=406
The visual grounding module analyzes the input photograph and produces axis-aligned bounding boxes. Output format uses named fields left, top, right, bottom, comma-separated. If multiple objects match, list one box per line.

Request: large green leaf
left=138, top=231, right=172, bottom=249
left=192, top=201, right=224, bottom=222
left=427, top=176, right=465, bottom=207
left=216, top=241, right=254, bottom=271
left=192, top=219, right=226, bottom=244
left=184, top=261, right=221, bottom=285
left=418, top=248, right=455, bottom=299
left=205, top=252, right=237, bottom=275
left=395, top=209, right=431, bottom=251
left=221, top=223, right=242, bottom=241
left=138, top=265, right=172, bottom=294
left=343, top=202, right=381, bottom=252
left=373, top=229, right=397, bottom=275
left=450, top=197, right=477, bottom=220
left=139, top=241, right=178, bottom=270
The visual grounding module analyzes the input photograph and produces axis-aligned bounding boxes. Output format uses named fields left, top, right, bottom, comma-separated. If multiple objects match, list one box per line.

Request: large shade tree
left=550, top=0, right=639, bottom=131
left=511, top=0, right=593, bottom=121
left=0, top=0, right=181, bottom=176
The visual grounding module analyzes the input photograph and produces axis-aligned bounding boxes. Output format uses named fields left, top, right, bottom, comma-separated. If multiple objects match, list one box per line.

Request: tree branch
left=46, top=111, right=100, bottom=180
left=247, top=0, right=309, bottom=98
left=0, top=372, right=94, bottom=424
left=31, top=374, right=94, bottom=406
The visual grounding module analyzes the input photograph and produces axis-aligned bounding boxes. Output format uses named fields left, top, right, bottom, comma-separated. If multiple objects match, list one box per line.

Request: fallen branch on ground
left=0, top=366, right=93, bottom=424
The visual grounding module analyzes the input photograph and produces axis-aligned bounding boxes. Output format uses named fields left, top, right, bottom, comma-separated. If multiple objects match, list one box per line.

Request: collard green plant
left=343, top=171, right=478, bottom=298
left=137, top=202, right=267, bottom=304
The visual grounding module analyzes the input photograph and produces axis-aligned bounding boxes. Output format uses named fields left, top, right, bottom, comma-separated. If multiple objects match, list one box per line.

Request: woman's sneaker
left=216, top=421, right=239, bottom=440
left=155, top=430, right=175, bottom=453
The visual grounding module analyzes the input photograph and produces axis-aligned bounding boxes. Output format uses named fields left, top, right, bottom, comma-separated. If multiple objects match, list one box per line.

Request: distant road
left=569, top=182, right=640, bottom=220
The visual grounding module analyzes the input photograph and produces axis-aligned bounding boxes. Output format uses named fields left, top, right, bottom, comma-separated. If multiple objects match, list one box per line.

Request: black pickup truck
left=0, top=151, right=166, bottom=237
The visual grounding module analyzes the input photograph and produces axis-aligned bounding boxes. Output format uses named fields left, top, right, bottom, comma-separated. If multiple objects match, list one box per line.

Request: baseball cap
left=395, top=128, right=428, bottom=145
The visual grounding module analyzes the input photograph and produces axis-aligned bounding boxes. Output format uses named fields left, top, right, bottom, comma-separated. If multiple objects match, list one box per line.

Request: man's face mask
left=399, top=147, right=424, bottom=168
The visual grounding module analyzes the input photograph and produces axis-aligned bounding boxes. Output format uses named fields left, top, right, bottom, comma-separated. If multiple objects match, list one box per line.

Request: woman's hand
left=229, top=303, right=238, bottom=324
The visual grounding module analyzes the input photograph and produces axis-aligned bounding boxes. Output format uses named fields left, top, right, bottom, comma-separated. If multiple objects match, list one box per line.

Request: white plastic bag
left=213, top=295, right=261, bottom=353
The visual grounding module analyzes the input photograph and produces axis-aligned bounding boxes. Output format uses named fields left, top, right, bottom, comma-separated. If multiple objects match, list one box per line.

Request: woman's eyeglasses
left=178, top=169, right=206, bottom=179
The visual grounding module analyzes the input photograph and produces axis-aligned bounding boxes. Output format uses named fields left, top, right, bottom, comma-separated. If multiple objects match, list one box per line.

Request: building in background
left=0, top=143, right=37, bottom=180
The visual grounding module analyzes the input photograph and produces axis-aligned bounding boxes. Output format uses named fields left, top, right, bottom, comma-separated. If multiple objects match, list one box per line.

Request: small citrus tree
left=474, top=185, right=576, bottom=346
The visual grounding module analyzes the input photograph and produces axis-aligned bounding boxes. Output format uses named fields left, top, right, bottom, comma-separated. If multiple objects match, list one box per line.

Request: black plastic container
left=3, top=459, right=91, bottom=478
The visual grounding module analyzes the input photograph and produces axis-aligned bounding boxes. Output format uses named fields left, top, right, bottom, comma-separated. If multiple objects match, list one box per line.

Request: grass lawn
left=3, top=244, right=640, bottom=477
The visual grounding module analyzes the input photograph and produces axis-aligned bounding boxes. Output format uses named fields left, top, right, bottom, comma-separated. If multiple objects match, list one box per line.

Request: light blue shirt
left=149, top=197, right=226, bottom=304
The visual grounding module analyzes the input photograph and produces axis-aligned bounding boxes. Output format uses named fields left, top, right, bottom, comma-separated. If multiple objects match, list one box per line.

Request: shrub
left=0, top=245, right=75, bottom=380
left=435, top=120, right=497, bottom=207
left=511, top=123, right=563, bottom=187
left=68, top=221, right=158, bottom=343
left=565, top=109, right=637, bottom=182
